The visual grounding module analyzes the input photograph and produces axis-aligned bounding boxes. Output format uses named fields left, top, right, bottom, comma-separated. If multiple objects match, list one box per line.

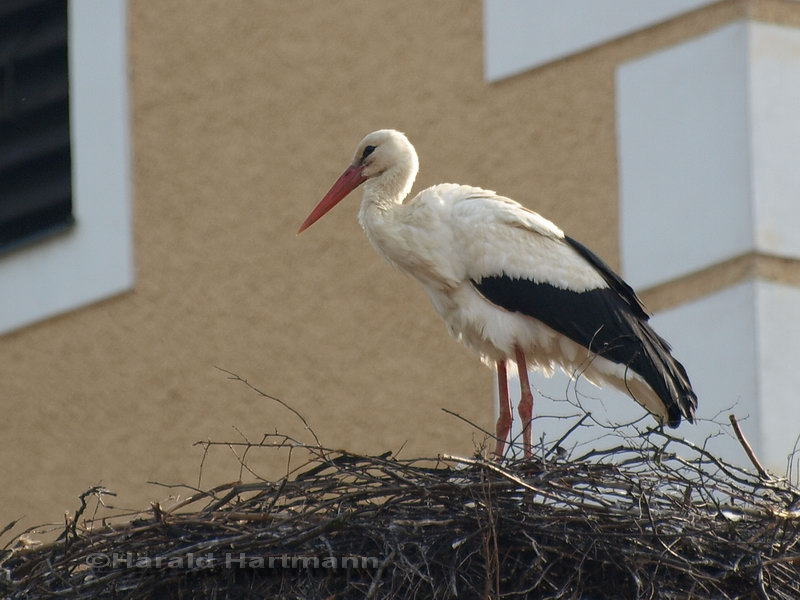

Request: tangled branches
left=2, top=423, right=799, bottom=599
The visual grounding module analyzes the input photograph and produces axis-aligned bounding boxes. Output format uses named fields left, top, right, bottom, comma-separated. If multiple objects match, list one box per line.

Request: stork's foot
left=494, top=359, right=512, bottom=460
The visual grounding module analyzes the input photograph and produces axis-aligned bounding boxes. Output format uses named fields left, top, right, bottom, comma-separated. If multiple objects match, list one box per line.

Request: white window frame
left=0, top=0, right=133, bottom=335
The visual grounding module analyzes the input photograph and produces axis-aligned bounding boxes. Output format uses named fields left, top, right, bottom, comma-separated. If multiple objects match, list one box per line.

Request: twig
left=366, top=548, right=396, bottom=600
left=215, top=367, right=322, bottom=447
left=545, top=413, right=591, bottom=458
left=440, top=454, right=544, bottom=495
left=729, top=414, right=771, bottom=481
left=59, top=486, right=115, bottom=545
left=441, top=407, right=496, bottom=444
left=0, top=518, right=21, bottom=542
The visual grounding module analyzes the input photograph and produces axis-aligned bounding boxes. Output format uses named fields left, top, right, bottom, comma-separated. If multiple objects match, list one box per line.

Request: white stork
left=298, top=129, right=697, bottom=459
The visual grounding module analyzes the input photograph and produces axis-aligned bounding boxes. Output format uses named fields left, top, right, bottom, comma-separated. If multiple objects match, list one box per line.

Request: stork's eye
left=361, top=145, right=376, bottom=162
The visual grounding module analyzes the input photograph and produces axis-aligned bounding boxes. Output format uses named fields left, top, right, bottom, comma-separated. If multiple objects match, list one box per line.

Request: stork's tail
left=634, top=322, right=697, bottom=428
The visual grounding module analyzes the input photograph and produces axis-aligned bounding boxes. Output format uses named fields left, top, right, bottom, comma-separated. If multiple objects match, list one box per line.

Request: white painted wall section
left=754, top=281, right=800, bottom=470
left=648, top=282, right=759, bottom=465
left=484, top=0, right=719, bottom=81
left=608, top=19, right=800, bottom=477
left=749, top=23, right=800, bottom=258
left=0, top=0, right=134, bottom=335
left=618, top=21, right=800, bottom=290
left=617, top=22, right=752, bottom=290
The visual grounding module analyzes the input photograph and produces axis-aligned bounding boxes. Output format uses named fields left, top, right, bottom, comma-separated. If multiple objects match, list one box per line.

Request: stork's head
left=298, top=129, right=418, bottom=234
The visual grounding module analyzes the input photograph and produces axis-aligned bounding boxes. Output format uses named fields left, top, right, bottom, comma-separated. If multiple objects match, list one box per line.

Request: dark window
left=0, top=0, right=72, bottom=254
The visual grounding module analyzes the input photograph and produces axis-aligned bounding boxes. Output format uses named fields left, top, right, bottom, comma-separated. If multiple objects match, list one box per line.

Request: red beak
left=298, top=164, right=368, bottom=234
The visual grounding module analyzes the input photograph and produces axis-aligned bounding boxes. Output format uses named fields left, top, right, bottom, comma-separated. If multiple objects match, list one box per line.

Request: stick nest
left=2, top=425, right=800, bottom=600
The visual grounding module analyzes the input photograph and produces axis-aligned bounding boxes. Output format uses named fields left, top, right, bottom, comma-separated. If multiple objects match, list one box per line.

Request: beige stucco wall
left=3, top=0, right=795, bottom=530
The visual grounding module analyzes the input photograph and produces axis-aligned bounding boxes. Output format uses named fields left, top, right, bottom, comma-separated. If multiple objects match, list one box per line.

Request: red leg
left=494, top=360, right=512, bottom=460
left=515, top=346, right=534, bottom=458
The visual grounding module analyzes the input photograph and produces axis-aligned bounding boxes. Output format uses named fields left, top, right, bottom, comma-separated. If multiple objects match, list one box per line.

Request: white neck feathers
left=358, top=151, right=419, bottom=226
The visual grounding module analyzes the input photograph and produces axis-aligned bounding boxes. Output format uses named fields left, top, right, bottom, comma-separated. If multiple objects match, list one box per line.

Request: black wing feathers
left=564, top=235, right=650, bottom=321
left=472, top=257, right=697, bottom=427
